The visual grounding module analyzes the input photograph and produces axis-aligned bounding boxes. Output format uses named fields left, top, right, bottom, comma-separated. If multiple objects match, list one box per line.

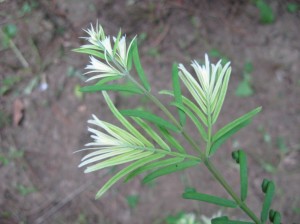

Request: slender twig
left=0, top=29, right=29, bottom=68
left=34, top=181, right=94, bottom=224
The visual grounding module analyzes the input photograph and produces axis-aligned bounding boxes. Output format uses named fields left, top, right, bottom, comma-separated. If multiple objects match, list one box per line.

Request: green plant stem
left=204, top=158, right=261, bottom=223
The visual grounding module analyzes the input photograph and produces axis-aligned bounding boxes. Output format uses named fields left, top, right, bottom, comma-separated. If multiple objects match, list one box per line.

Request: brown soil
left=0, top=0, right=299, bottom=223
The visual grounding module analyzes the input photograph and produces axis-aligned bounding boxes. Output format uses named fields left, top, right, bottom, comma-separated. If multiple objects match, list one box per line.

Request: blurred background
left=0, top=0, right=300, bottom=223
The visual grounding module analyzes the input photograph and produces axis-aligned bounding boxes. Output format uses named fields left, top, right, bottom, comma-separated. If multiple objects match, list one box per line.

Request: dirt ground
left=0, top=0, right=300, bottom=223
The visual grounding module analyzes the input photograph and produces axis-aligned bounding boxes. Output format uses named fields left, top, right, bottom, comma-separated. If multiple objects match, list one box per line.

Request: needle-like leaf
left=158, top=127, right=186, bottom=153
left=121, top=109, right=180, bottom=132
left=124, top=157, right=184, bottom=183
left=81, top=84, right=143, bottom=94
left=95, top=153, right=165, bottom=199
left=132, top=117, right=171, bottom=151
left=209, top=120, right=251, bottom=156
left=159, top=90, right=207, bottom=126
left=103, top=91, right=153, bottom=147
left=182, top=192, right=237, bottom=208
left=212, top=67, right=231, bottom=124
left=142, top=160, right=199, bottom=183
left=113, top=29, right=122, bottom=56
left=73, top=47, right=106, bottom=60
left=132, top=39, right=151, bottom=91
left=213, top=107, right=262, bottom=142
left=170, top=102, right=207, bottom=141
left=172, top=62, right=186, bottom=126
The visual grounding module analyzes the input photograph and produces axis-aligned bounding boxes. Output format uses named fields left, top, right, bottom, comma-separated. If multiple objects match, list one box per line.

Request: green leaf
left=287, top=3, right=299, bottom=13
left=3, top=24, right=17, bottom=38
left=103, top=91, right=153, bottom=147
left=159, top=90, right=207, bottom=126
left=172, top=63, right=186, bottom=126
left=121, top=109, right=179, bottom=132
left=132, top=39, right=151, bottom=91
left=256, top=0, right=275, bottom=24
left=261, top=180, right=275, bottom=222
left=211, top=216, right=229, bottom=224
left=73, top=48, right=105, bottom=59
left=142, top=160, right=199, bottom=184
left=182, top=192, right=237, bottom=208
left=212, top=67, right=231, bottom=124
left=170, top=102, right=207, bottom=141
left=235, top=75, right=254, bottom=97
left=232, top=150, right=248, bottom=201
left=113, top=29, right=122, bottom=55
left=210, top=120, right=251, bottom=156
left=239, top=151, right=248, bottom=202
left=132, top=117, right=170, bottom=151
left=126, top=194, right=139, bottom=209
left=244, top=61, right=254, bottom=74
left=85, top=151, right=153, bottom=173
left=126, top=37, right=136, bottom=70
left=179, top=71, right=207, bottom=114
left=212, top=217, right=254, bottom=224
left=74, top=84, right=84, bottom=99
left=158, top=127, right=186, bottom=153
left=81, top=84, right=143, bottom=94
left=213, top=107, right=262, bottom=143
left=124, top=157, right=184, bottom=183
left=210, top=63, right=231, bottom=105
left=95, top=153, right=164, bottom=199
left=79, top=148, right=134, bottom=167
left=95, top=76, right=122, bottom=85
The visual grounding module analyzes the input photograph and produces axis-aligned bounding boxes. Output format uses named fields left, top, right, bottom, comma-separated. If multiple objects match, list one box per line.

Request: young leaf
left=132, top=39, right=151, bottom=91
left=172, top=63, right=186, bottom=126
left=158, top=127, right=186, bottom=153
left=212, top=67, right=231, bottom=124
left=73, top=48, right=105, bottom=60
left=79, top=148, right=134, bottom=167
left=239, top=151, right=248, bottom=201
left=95, top=76, right=122, bottom=85
left=120, top=109, right=180, bottom=132
left=103, top=92, right=153, bottom=147
left=126, top=37, right=136, bottom=71
left=235, top=75, right=254, bottom=97
left=232, top=150, right=248, bottom=201
left=113, top=29, right=122, bottom=55
left=124, top=157, right=184, bottom=182
left=132, top=117, right=170, bottom=151
left=80, top=84, right=143, bottom=94
left=159, top=90, right=207, bottom=126
left=261, top=180, right=275, bottom=223
left=85, top=151, right=153, bottom=173
left=95, top=153, right=164, bottom=199
left=170, top=102, right=207, bottom=141
left=213, top=107, right=262, bottom=143
left=179, top=71, right=207, bottom=114
left=256, top=0, right=275, bottom=24
left=182, top=192, right=237, bottom=208
left=209, top=120, right=251, bottom=156
left=142, top=160, right=199, bottom=184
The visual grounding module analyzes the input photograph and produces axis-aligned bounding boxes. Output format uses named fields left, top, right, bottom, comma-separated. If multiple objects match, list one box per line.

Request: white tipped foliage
left=75, top=24, right=263, bottom=217
left=178, top=54, right=232, bottom=125
left=79, top=92, right=198, bottom=198
left=77, top=23, right=136, bottom=82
